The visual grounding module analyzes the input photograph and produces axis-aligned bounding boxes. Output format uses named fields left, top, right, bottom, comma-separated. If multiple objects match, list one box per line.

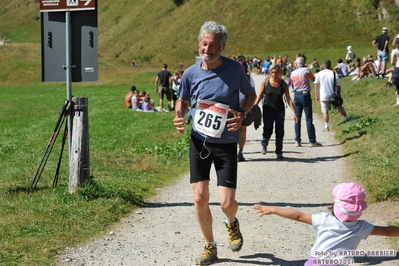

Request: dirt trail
left=57, top=73, right=399, bottom=266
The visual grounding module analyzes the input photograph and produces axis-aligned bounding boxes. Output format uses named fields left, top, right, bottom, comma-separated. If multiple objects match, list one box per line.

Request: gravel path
left=57, top=74, right=398, bottom=266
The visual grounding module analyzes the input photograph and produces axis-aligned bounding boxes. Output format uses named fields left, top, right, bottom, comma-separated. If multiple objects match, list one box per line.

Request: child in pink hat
left=254, top=182, right=399, bottom=265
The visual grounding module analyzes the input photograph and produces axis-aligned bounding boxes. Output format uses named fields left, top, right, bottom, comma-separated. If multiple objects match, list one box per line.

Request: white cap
left=347, top=46, right=352, bottom=51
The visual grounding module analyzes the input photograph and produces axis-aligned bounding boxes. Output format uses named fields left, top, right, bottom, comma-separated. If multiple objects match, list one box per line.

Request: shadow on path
left=142, top=201, right=331, bottom=209
left=241, top=152, right=356, bottom=163
left=216, top=252, right=307, bottom=265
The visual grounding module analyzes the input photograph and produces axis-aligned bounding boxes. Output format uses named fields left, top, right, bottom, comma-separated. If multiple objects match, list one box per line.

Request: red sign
left=40, top=0, right=96, bottom=12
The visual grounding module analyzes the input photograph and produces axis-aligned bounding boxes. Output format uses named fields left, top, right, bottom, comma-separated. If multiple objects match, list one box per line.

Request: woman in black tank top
left=253, top=64, right=298, bottom=159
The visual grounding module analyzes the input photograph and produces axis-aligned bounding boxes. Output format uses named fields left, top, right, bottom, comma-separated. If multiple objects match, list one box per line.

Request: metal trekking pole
left=53, top=119, right=69, bottom=187
left=30, top=101, right=70, bottom=192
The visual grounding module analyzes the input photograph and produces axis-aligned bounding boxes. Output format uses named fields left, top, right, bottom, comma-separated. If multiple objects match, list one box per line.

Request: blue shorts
left=189, top=135, right=237, bottom=188
left=377, top=50, right=389, bottom=63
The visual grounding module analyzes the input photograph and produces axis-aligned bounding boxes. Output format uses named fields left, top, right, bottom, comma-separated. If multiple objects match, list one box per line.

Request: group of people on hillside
left=124, top=65, right=184, bottom=112
left=240, top=54, right=300, bottom=79
left=228, top=25, right=399, bottom=158
left=171, top=20, right=399, bottom=266
left=330, top=27, right=399, bottom=105
left=124, top=86, right=155, bottom=112
left=234, top=53, right=350, bottom=161
left=330, top=45, right=377, bottom=81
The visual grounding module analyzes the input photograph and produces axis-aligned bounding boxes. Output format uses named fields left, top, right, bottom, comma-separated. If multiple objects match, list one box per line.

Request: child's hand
left=253, top=204, right=273, bottom=217
left=254, top=204, right=312, bottom=224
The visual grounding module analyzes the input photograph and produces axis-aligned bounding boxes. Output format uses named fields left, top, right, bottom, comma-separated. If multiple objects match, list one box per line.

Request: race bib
left=194, top=100, right=229, bottom=138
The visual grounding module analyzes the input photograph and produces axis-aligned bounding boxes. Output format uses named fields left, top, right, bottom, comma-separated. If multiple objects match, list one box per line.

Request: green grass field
left=0, top=82, right=191, bottom=264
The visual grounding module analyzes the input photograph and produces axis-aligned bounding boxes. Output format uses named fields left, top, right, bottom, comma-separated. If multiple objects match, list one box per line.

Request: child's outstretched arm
left=253, top=204, right=312, bottom=225
left=371, top=225, right=399, bottom=237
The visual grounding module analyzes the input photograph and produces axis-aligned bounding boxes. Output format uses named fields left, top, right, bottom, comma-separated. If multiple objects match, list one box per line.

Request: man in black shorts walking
left=155, top=63, right=172, bottom=112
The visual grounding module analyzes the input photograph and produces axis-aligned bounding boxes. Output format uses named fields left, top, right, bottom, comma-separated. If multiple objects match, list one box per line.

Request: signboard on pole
left=40, top=0, right=96, bottom=12
left=41, top=1, right=98, bottom=82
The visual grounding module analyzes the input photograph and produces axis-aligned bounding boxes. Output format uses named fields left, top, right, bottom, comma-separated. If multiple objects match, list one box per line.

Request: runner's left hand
left=226, top=109, right=243, bottom=131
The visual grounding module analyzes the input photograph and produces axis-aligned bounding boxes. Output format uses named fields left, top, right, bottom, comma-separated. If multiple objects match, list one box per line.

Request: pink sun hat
left=333, top=182, right=367, bottom=222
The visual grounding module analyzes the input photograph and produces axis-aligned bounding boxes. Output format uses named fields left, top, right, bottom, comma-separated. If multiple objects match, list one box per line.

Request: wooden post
left=69, top=97, right=90, bottom=193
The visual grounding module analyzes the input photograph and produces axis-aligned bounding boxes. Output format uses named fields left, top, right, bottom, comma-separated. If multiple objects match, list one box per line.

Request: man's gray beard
left=200, top=52, right=219, bottom=64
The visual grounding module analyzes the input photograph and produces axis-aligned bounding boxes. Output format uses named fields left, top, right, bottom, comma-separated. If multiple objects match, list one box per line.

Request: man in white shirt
left=314, top=60, right=350, bottom=132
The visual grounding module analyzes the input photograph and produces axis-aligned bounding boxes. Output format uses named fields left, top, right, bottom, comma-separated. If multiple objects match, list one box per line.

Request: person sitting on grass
left=124, top=85, right=137, bottom=108
left=131, top=90, right=142, bottom=111
left=309, top=58, right=320, bottom=69
left=384, top=66, right=395, bottom=88
left=141, top=95, right=155, bottom=112
left=352, top=57, right=377, bottom=81
left=333, top=59, right=349, bottom=78
left=367, top=54, right=378, bottom=73
left=347, top=62, right=356, bottom=76
left=254, top=182, right=399, bottom=266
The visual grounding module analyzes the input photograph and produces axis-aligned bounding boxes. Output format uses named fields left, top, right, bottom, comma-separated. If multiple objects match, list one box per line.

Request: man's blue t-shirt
left=179, top=56, right=255, bottom=144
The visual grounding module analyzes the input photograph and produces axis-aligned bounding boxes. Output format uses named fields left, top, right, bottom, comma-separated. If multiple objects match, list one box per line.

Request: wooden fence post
left=69, top=97, right=90, bottom=193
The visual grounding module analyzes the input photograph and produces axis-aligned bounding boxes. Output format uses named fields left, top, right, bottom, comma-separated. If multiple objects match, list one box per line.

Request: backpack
left=329, top=72, right=343, bottom=107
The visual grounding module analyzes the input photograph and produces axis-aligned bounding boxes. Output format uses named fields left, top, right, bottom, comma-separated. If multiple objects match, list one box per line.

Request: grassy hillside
left=1, top=0, right=399, bottom=83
